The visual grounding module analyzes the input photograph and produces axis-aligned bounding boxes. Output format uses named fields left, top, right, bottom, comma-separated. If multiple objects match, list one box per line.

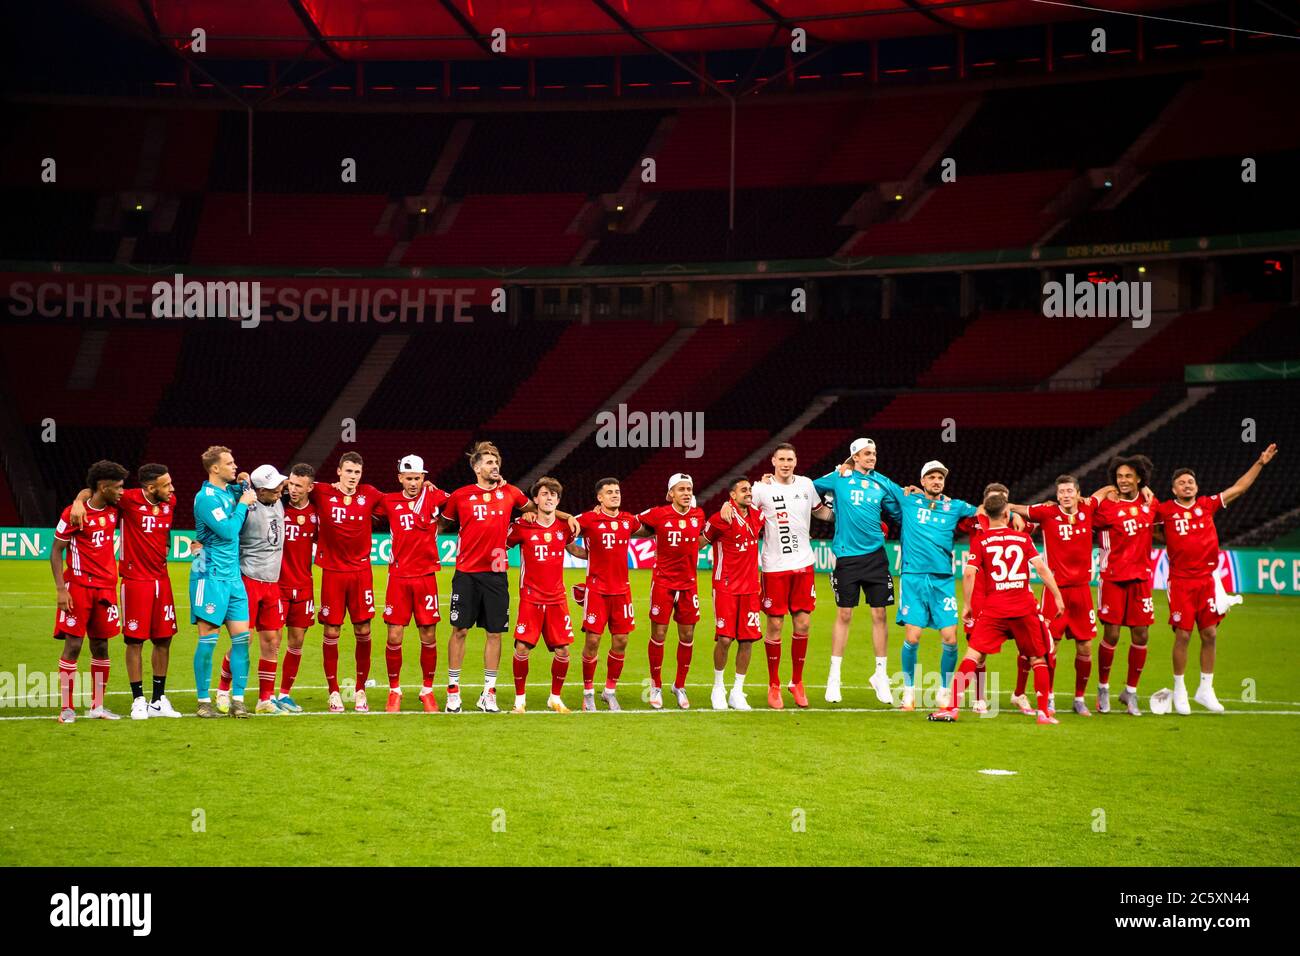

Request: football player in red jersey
left=440, top=441, right=578, bottom=714
left=704, top=477, right=766, bottom=711
left=380, top=455, right=449, bottom=714
left=506, top=477, right=585, bottom=714
left=572, top=478, right=643, bottom=712
left=930, top=489, right=1065, bottom=725
left=1009, top=474, right=1110, bottom=717
left=51, top=460, right=128, bottom=723
left=68, top=462, right=182, bottom=719
left=1092, top=455, right=1159, bottom=716
left=1157, top=443, right=1276, bottom=714
left=273, top=463, right=317, bottom=712
left=309, top=451, right=385, bottom=714
left=635, top=473, right=706, bottom=710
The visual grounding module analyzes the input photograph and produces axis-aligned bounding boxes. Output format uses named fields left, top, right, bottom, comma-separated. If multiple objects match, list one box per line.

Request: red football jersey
left=705, top=506, right=764, bottom=596
left=508, top=517, right=570, bottom=604
left=310, top=482, right=383, bottom=572
left=383, top=487, right=449, bottom=578
left=577, top=509, right=641, bottom=595
left=1027, top=497, right=1098, bottom=587
left=1157, top=495, right=1223, bottom=580
left=1094, top=496, right=1158, bottom=582
left=637, top=504, right=705, bottom=590
left=55, top=502, right=118, bottom=588
left=444, top=483, right=529, bottom=573
left=280, top=501, right=318, bottom=588
left=117, top=488, right=172, bottom=581
left=966, top=528, right=1040, bottom=617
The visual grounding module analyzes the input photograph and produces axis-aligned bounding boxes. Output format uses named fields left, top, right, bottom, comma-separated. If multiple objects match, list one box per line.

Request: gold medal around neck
left=344, top=495, right=352, bottom=506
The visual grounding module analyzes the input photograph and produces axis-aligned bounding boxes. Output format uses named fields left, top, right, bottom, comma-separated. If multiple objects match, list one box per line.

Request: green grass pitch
left=1, top=561, right=1296, bottom=866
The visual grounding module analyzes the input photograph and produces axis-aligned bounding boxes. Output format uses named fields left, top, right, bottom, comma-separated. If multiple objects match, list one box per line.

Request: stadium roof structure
left=95, top=0, right=1199, bottom=60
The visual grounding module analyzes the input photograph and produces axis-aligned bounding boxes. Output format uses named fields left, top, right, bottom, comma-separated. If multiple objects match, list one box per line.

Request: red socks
left=58, top=658, right=77, bottom=710
left=1032, top=661, right=1051, bottom=714
left=674, top=640, right=693, bottom=689
left=90, top=658, right=110, bottom=710
left=354, top=635, right=372, bottom=692
left=764, top=639, right=782, bottom=686
left=551, top=655, right=568, bottom=696
left=1126, top=644, right=1148, bottom=689
left=1047, top=649, right=1057, bottom=692
left=1098, top=640, right=1116, bottom=684
left=322, top=636, right=340, bottom=694
left=605, top=651, right=625, bottom=691
left=1014, top=655, right=1030, bottom=697
left=385, top=643, right=402, bottom=691
left=218, top=653, right=232, bottom=693
left=647, top=638, right=665, bottom=689
left=581, top=654, right=598, bottom=691
left=513, top=652, right=529, bottom=696
left=1075, top=654, right=1092, bottom=697
left=951, top=657, right=978, bottom=709
left=791, top=633, right=808, bottom=684
left=419, top=641, right=437, bottom=690
left=257, top=657, right=276, bottom=701
left=974, top=660, right=987, bottom=702
left=280, top=645, right=302, bottom=695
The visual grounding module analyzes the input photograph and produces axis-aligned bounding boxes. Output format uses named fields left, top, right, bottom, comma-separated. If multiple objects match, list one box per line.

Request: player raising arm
left=1156, top=443, right=1277, bottom=714
left=929, top=489, right=1065, bottom=725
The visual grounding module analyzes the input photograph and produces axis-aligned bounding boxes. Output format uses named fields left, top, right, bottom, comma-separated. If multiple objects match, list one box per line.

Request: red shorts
left=1098, top=579, right=1154, bottom=627
left=1040, top=584, right=1096, bottom=641
left=760, top=566, right=816, bottom=616
left=120, top=576, right=177, bottom=640
left=244, top=576, right=286, bottom=631
left=54, top=582, right=120, bottom=640
left=968, top=613, right=1050, bottom=658
left=514, top=600, right=575, bottom=650
left=1168, top=576, right=1223, bottom=632
left=384, top=574, right=440, bottom=627
left=713, top=590, right=762, bottom=641
left=279, top=584, right=315, bottom=629
left=319, top=568, right=375, bottom=626
left=649, top=581, right=700, bottom=625
left=581, top=589, right=635, bottom=636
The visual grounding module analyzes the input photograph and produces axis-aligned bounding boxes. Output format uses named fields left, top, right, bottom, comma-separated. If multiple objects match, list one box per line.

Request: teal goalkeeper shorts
left=189, top=575, right=249, bottom=626
left=896, top=573, right=959, bottom=630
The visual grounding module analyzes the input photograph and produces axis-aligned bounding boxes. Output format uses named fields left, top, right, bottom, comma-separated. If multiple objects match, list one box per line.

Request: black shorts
left=448, top=570, right=510, bottom=634
left=830, top=550, right=894, bottom=609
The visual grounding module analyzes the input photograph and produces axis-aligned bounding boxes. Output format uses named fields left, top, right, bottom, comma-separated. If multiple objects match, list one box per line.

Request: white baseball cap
left=667, top=472, right=693, bottom=490
left=399, top=454, right=426, bottom=474
left=921, top=460, right=949, bottom=479
left=250, top=464, right=289, bottom=490
left=849, top=438, right=876, bottom=457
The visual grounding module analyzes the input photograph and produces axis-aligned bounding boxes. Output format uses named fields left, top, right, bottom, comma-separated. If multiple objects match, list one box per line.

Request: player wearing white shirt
left=723, top=443, right=832, bottom=709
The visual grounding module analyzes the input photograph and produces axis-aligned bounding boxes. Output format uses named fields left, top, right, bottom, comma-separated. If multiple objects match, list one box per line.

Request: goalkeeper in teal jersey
left=190, top=445, right=256, bottom=718
left=895, top=461, right=977, bottom=711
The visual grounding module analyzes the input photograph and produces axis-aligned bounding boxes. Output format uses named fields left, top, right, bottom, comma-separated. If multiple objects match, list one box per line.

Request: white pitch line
left=2, top=708, right=1299, bottom=722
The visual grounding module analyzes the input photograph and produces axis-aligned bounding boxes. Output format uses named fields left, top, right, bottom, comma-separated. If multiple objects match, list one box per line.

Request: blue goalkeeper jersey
left=812, top=468, right=903, bottom=558
left=191, top=480, right=248, bottom=583
left=897, top=493, right=977, bottom=576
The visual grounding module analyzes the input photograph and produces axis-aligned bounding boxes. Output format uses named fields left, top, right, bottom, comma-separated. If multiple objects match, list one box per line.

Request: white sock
left=714, top=669, right=726, bottom=689
left=733, top=673, right=746, bottom=694
left=1125, top=685, right=1137, bottom=695
left=828, top=656, right=842, bottom=681
left=483, top=671, right=497, bottom=691
left=1200, top=672, right=1214, bottom=689
left=874, top=657, right=888, bottom=676
left=1099, top=681, right=1109, bottom=689
left=1173, top=673, right=1186, bottom=693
